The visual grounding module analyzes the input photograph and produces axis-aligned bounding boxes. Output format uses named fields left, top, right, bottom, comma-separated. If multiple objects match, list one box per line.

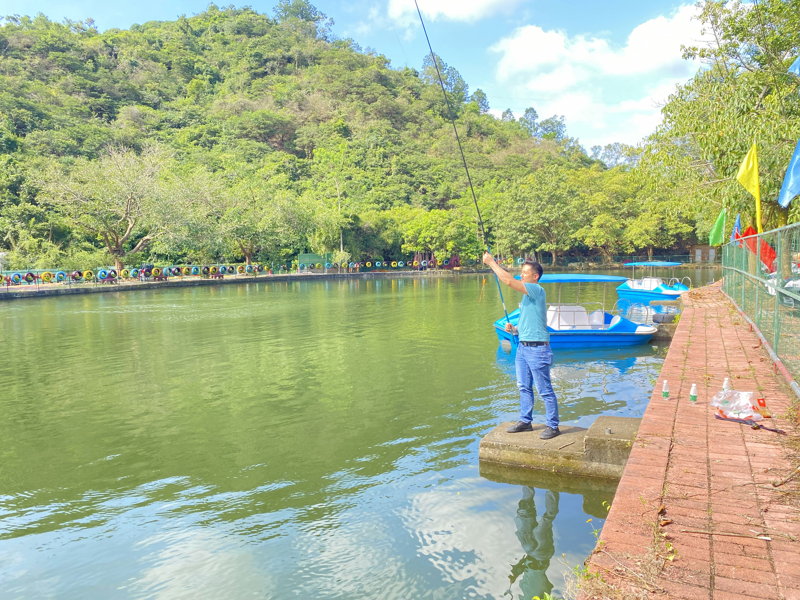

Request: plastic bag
left=710, top=390, right=763, bottom=421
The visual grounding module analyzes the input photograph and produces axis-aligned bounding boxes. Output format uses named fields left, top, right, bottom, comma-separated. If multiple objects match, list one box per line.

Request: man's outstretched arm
left=482, top=252, right=526, bottom=293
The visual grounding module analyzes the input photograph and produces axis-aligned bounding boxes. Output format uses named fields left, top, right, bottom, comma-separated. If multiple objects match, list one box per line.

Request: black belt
left=520, top=341, right=548, bottom=346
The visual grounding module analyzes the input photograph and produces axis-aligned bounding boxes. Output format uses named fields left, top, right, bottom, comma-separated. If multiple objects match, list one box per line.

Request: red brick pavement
left=582, top=281, right=800, bottom=600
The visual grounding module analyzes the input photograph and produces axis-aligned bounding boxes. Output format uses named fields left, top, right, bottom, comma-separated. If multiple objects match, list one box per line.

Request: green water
left=0, top=272, right=713, bottom=599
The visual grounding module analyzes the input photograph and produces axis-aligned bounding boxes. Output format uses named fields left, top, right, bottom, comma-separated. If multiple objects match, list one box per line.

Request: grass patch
left=567, top=501, right=676, bottom=600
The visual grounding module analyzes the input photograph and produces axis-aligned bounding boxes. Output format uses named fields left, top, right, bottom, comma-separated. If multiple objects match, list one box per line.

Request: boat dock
left=582, top=282, right=799, bottom=599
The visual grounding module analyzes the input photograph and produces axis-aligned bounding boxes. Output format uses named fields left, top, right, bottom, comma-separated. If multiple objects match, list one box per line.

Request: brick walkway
left=584, top=281, right=800, bottom=600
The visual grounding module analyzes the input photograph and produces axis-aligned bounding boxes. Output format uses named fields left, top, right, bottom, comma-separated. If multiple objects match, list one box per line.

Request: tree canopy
left=640, top=0, right=800, bottom=235
left=0, top=1, right=797, bottom=270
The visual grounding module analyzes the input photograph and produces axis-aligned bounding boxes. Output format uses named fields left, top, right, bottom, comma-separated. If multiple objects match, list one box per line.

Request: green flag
left=708, top=208, right=727, bottom=246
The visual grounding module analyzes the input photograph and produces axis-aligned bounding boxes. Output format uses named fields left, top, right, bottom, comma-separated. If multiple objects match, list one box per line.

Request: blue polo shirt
left=518, top=282, right=549, bottom=342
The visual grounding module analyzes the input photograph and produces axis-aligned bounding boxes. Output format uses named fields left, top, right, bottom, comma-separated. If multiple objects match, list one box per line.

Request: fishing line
left=412, top=0, right=513, bottom=325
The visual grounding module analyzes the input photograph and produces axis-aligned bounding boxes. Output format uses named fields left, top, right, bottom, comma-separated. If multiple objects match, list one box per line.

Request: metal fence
left=721, top=222, right=800, bottom=396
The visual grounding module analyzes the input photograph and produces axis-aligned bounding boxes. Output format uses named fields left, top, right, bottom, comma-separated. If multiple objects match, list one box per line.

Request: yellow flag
left=736, top=143, right=761, bottom=233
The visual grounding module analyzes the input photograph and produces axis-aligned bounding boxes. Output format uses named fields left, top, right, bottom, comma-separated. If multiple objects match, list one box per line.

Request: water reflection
left=480, top=463, right=616, bottom=600
left=0, top=275, right=658, bottom=598
left=495, top=342, right=666, bottom=426
left=496, top=343, right=662, bottom=377
left=508, top=487, right=557, bottom=599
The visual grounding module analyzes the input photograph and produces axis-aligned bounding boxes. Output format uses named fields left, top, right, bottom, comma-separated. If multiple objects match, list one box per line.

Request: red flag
left=737, top=226, right=776, bottom=272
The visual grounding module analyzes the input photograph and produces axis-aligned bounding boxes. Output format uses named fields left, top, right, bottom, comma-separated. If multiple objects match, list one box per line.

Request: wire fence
left=721, top=222, right=800, bottom=396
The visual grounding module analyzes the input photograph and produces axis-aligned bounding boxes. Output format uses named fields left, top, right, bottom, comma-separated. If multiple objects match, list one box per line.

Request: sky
left=0, top=0, right=710, bottom=150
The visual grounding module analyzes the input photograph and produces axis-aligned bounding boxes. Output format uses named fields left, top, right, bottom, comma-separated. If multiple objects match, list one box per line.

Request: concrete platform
left=651, top=321, right=677, bottom=341
left=479, top=415, right=641, bottom=480
left=650, top=299, right=681, bottom=341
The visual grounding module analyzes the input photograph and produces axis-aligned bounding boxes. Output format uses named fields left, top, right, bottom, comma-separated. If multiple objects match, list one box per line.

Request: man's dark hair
left=522, top=259, right=543, bottom=279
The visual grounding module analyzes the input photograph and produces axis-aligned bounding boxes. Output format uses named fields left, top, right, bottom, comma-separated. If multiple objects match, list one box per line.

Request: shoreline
left=0, top=270, right=459, bottom=301
left=0, top=263, right=721, bottom=302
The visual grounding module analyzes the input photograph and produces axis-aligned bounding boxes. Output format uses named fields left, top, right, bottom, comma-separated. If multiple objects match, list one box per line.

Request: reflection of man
left=508, top=487, right=558, bottom=598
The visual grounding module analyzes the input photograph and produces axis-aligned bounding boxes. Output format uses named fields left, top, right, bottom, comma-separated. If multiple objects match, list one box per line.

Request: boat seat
left=627, top=277, right=664, bottom=290
left=588, top=309, right=606, bottom=329
left=608, top=315, right=622, bottom=328
left=547, top=305, right=589, bottom=330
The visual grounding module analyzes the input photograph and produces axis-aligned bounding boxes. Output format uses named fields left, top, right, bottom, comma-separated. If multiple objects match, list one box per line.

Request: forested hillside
left=0, top=0, right=797, bottom=271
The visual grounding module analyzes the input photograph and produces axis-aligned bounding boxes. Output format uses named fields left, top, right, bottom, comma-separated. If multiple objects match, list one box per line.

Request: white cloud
left=387, top=0, right=526, bottom=26
left=493, top=5, right=702, bottom=82
left=532, top=83, right=686, bottom=150
left=536, top=92, right=598, bottom=127
left=619, top=5, right=701, bottom=71
left=351, top=7, right=384, bottom=37
left=613, top=77, right=686, bottom=114
left=486, top=4, right=708, bottom=148
left=524, top=64, right=592, bottom=95
left=127, top=528, right=273, bottom=597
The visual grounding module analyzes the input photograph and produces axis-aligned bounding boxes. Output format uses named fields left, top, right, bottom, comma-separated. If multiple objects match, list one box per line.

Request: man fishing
left=482, top=252, right=560, bottom=440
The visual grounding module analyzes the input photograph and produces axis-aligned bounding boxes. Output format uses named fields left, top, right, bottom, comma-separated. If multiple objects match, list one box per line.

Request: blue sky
left=0, top=0, right=708, bottom=150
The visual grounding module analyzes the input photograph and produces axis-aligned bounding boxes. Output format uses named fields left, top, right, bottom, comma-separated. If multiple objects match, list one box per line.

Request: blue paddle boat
left=615, top=261, right=690, bottom=304
left=492, top=274, right=657, bottom=349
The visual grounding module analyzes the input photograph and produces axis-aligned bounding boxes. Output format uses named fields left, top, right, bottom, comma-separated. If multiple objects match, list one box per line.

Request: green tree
left=398, top=206, right=481, bottom=260
left=470, top=89, right=489, bottom=114
left=421, top=52, right=469, bottom=117
left=572, top=167, right=636, bottom=262
left=37, top=146, right=172, bottom=270
left=519, top=107, right=539, bottom=137
left=640, top=0, right=800, bottom=231
left=274, top=0, right=333, bottom=40
left=306, top=141, right=360, bottom=254
left=228, top=181, right=309, bottom=264
left=622, top=170, right=696, bottom=258
left=537, top=115, right=567, bottom=141
left=591, top=142, right=639, bottom=168
left=494, top=164, right=581, bottom=265
left=0, top=3, right=710, bottom=271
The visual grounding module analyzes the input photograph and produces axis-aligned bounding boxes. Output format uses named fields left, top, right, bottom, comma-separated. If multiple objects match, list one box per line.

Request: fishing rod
left=412, top=0, right=513, bottom=327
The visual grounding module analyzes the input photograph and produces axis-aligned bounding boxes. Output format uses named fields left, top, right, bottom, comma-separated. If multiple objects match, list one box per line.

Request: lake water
left=0, top=268, right=718, bottom=599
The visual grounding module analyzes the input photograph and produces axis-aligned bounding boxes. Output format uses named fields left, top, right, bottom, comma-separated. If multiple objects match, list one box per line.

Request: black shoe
left=506, top=421, right=533, bottom=433
left=540, top=426, right=560, bottom=440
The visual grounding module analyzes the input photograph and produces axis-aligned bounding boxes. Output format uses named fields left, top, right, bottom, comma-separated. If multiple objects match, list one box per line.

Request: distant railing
left=721, top=222, right=800, bottom=396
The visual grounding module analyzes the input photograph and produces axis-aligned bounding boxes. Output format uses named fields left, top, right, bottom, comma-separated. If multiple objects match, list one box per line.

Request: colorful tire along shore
left=294, top=257, right=467, bottom=270
left=2, top=257, right=469, bottom=287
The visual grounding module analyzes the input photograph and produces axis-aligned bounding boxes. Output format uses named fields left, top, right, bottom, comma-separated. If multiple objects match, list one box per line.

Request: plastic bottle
left=689, top=383, right=698, bottom=403
left=722, top=377, right=731, bottom=392
left=662, top=380, right=670, bottom=399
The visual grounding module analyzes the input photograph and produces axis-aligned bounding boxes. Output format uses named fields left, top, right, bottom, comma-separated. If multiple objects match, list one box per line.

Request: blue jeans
left=515, top=344, right=559, bottom=429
